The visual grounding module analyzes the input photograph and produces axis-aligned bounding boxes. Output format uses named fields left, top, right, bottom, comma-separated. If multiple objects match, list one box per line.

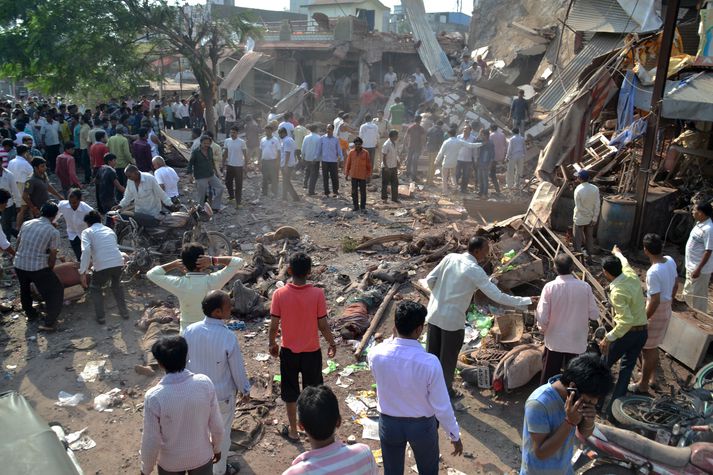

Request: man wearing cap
left=573, top=170, right=600, bottom=259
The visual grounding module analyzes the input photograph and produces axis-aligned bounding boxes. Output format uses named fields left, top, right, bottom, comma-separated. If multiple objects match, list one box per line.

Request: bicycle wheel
left=694, top=361, right=713, bottom=390
left=582, top=463, right=636, bottom=475
left=611, top=395, right=686, bottom=432
left=203, top=231, right=232, bottom=257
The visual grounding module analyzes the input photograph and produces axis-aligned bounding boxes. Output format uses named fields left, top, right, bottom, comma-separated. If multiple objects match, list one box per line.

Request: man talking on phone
left=520, top=354, right=612, bottom=474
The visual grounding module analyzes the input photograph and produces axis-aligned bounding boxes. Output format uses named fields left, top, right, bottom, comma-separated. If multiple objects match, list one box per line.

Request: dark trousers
left=2, top=204, right=17, bottom=239
left=456, top=161, right=472, bottom=192
left=406, top=149, right=421, bottom=178
left=261, top=160, right=279, bottom=197
left=219, top=116, right=226, bottom=134
left=157, top=460, right=212, bottom=475
left=379, top=414, right=439, bottom=475
left=304, top=161, right=320, bottom=192
left=115, top=167, right=127, bottom=201
left=426, top=323, right=465, bottom=396
left=15, top=267, right=63, bottom=326
left=605, top=328, right=648, bottom=414
left=365, top=148, right=376, bottom=174
left=381, top=167, right=399, bottom=201
left=70, top=236, right=82, bottom=261
left=90, top=266, right=129, bottom=321
left=235, top=101, right=243, bottom=119
left=322, top=161, right=339, bottom=195
left=45, top=144, right=60, bottom=172
left=478, top=163, right=490, bottom=196
left=225, top=165, right=244, bottom=204
left=489, top=161, right=501, bottom=193
left=281, top=166, right=299, bottom=201
left=540, top=347, right=578, bottom=385
left=351, top=178, right=367, bottom=210
left=79, top=149, right=91, bottom=184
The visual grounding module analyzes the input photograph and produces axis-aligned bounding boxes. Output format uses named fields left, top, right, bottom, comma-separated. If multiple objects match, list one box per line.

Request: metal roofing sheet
left=536, top=33, right=625, bottom=111
left=402, top=0, right=454, bottom=82
left=568, top=0, right=652, bottom=33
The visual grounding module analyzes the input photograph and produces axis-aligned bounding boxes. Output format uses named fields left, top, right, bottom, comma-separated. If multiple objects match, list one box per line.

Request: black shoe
left=352, top=207, right=359, bottom=212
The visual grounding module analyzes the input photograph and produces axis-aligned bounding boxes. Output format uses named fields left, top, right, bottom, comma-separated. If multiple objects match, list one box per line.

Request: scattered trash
left=5, top=364, right=16, bottom=370
left=66, top=427, right=96, bottom=450
left=447, top=469, right=468, bottom=475
left=227, top=320, right=247, bottom=331
left=372, top=448, right=383, bottom=464
left=356, top=417, right=380, bottom=441
left=244, top=332, right=258, bottom=339
left=345, top=392, right=378, bottom=415
left=70, top=337, right=97, bottom=351
left=254, top=353, right=270, bottom=362
left=56, top=391, right=85, bottom=407
left=322, top=359, right=339, bottom=375
left=347, top=435, right=357, bottom=444
left=273, top=374, right=281, bottom=382
left=93, top=388, right=124, bottom=412
left=77, top=360, right=106, bottom=383
left=335, top=376, right=353, bottom=388
left=339, top=362, right=369, bottom=377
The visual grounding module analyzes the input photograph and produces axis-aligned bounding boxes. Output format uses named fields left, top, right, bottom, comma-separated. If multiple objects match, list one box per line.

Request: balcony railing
left=260, top=17, right=368, bottom=42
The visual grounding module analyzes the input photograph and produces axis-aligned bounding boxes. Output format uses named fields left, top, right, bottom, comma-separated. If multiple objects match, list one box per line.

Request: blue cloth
left=316, top=135, right=343, bottom=163
left=520, top=376, right=575, bottom=475
left=379, top=414, right=439, bottom=475
left=73, top=124, right=81, bottom=149
left=617, top=70, right=637, bottom=132
left=609, top=117, right=647, bottom=151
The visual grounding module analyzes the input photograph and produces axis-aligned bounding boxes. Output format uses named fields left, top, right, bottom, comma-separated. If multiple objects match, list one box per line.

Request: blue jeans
left=380, top=414, right=439, bottom=475
left=477, top=163, right=490, bottom=196
left=605, top=327, right=647, bottom=414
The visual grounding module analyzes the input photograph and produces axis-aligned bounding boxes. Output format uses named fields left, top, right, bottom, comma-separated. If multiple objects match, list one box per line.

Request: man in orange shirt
left=345, top=137, right=372, bottom=212
left=89, top=131, right=109, bottom=179
left=269, top=252, right=337, bottom=442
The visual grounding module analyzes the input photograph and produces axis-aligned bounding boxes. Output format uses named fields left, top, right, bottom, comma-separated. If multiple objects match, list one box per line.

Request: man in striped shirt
left=140, top=336, right=224, bottom=475
left=184, top=290, right=251, bottom=475
left=283, top=385, right=377, bottom=475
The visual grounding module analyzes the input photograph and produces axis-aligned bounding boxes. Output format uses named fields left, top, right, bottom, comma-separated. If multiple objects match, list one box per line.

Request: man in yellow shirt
left=599, top=245, right=648, bottom=415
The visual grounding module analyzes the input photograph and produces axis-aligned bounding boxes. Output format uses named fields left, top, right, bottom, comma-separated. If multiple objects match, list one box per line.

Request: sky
left=193, top=0, right=469, bottom=15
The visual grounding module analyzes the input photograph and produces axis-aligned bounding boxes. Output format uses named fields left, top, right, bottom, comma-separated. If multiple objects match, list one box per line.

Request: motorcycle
left=575, top=423, right=713, bottom=474
left=108, top=203, right=231, bottom=279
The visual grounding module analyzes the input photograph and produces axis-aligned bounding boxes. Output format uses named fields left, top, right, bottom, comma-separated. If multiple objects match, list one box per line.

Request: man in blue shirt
left=316, top=124, right=343, bottom=197
left=521, top=353, right=611, bottom=475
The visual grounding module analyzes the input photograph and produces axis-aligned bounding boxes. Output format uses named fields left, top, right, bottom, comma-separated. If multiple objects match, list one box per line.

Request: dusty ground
left=0, top=154, right=701, bottom=475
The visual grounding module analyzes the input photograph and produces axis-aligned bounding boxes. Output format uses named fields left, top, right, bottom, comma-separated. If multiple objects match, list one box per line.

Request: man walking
left=188, top=135, right=224, bottom=212
left=79, top=210, right=129, bottom=324
left=630, top=234, right=678, bottom=393
left=369, top=301, right=463, bottom=475
left=278, top=127, right=300, bottom=202
left=573, top=170, right=600, bottom=259
left=684, top=202, right=713, bottom=313
left=184, top=290, right=251, bottom=475
left=600, top=247, right=648, bottom=415
left=345, top=137, right=371, bottom=212
left=40, top=113, right=60, bottom=172
left=488, top=125, right=504, bottom=195
left=259, top=126, right=281, bottom=199
left=455, top=124, right=477, bottom=194
left=223, top=126, right=248, bottom=206
left=316, top=124, right=343, bottom=197
left=359, top=114, right=379, bottom=174
left=476, top=129, right=495, bottom=197
left=301, top=125, right=321, bottom=195
left=509, top=89, right=529, bottom=132
left=434, top=128, right=481, bottom=195
left=425, top=237, right=532, bottom=398
left=140, top=336, right=224, bottom=475
left=402, top=115, right=426, bottom=180
left=536, top=254, right=599, bottom=383
left=14, top=202, right=63, bottom=332
left=505, top=128, right=526, bottom=190
left=381, top=130, right=400, bottom=203
left=55, top=142, right=81, bottom=197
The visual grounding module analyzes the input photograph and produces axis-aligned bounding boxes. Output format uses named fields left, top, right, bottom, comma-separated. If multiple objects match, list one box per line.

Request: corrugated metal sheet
left=402, top=0, right=454, bottom=82
left=536, top=33, right=624, bottom=111
left=568, top=0, right=651, bottom=33
left=678, top=20, right=700, bottom=56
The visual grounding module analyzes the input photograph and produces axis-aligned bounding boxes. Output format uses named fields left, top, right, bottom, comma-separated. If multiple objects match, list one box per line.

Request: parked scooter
left=575, top=423, right=713, bottom=474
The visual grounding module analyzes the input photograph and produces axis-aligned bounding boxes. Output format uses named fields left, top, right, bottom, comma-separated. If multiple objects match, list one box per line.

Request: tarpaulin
left=221, top=51, right=263, bottom=92
left=617, top=70, right=637, bottom=131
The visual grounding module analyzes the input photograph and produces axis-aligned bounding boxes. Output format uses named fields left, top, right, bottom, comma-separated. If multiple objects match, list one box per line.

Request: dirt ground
left=0, top=158, right=701, bottom=475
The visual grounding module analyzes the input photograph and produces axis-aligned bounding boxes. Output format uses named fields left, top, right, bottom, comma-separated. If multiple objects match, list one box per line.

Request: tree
left=122, top=1, right=260, bottom=134
left=0, top=0, right=152, bottom=96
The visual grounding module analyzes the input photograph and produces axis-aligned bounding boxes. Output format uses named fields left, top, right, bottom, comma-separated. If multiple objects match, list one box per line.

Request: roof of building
left=567, top=0, right=657, bottom=33
left=211, top=4, right=307, bottom=22
left=305, top=0, right=390, bottom=10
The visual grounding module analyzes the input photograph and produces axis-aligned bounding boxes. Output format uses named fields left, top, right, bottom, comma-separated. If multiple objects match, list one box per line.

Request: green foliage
left=0, top=0, right=154, bottom=95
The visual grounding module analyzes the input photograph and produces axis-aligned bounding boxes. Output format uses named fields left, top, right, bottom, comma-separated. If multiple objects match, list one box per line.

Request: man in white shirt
left=413, top=69, right=426, bottom=89
left=278, top=127, right=300, bottom=202
left=223, top=98, right=236, bottom=132
left=223, top=125, right=248, bottom=206
left=505, top=128, right=526, bottom=190
left=383, top=66, right=397, bottom=90
left=455, top=124, right=478, bottom=193
left=8, top=145, right=34, bottom=189
left=0, top=190, right=16, bottom=257
left=184, top=290, right=251, bottom=475
left=278, top=112, right=295, bottom=138
left=260, top=126, right=281, bottom=198
left=425, top=237, right=532, bottom=398
left=573, top=169, right=600, bottom=258
left=630, top=233, right=678, bottom=393
left=178, top=100, right=190, bottom=129
left=301, top=125, right=321, bottom=195
left=79, top=210, right=128, bottom=324
left=171, top=100, right=182, bottom=128
left=684, top=202, right=713, bottom=314
left=116, top=165, right=173, bottom=227
left=0, top=165, right=20, bottom=240
left=381, top=130, right=400, bottom=203
left=216, top=98, right=226, bottom=133
left=152, top=156, right=180, bottom=201
left=435, top=128, right=481, bottom=194
left=369, top=300, right=463, bottom=475
left=57, top=189, right=93, bottom=260
left=359, top=114, right=379, bottom=174
left=271, top=79, right=282, bottom=103
left=146, top=243, right=243, bottom=333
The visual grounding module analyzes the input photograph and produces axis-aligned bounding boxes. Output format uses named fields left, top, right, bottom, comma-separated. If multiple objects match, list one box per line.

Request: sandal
left=279, top=424, right=300, bottom=442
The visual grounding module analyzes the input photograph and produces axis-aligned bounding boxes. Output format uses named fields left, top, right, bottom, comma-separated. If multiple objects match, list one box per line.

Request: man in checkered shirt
left=14, top=201, right=63, bottom=331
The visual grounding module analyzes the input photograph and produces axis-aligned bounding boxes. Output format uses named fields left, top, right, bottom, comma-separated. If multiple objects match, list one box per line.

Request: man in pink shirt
left=536, top=254, right=600, bottom=384
left=283, top=385, right=377, bottom=475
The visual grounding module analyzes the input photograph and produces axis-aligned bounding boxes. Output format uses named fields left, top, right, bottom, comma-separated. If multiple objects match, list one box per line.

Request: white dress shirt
left=119, top=172, right=172, bottom=219
left=79, top=222, right=125, bottom=273
left=280, top=136, right=297, bottom=167
left=260, top=136, right=280, bottom=161
left=359, top=122, right=379, bottom=148
left=573, top=182, right=601, bottom=226
left=382, top=139, right=399, bottom=168
left=57, top=200, right=93, bottom=240
left=0, top=168, right=20, bottom=207
left=140, top=370, right=223, bottom=474
left=8, top=157, right=33, bottom=185
left=425, top=252, right=531, bottom=331
left=154, top=166, right=180, bottom=198
left=456, top=133, right=478, bottom=162
left=184, top=317, right=252, bottom=401
left=217, top=100, right=226, bottom=118
left=435, top=137, right=482, bottom=169
left=300, top=133, right=321, bottom=162
left=223, top=137, right=247, bottom=167
left=368, top=337, right=460, bottom=441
